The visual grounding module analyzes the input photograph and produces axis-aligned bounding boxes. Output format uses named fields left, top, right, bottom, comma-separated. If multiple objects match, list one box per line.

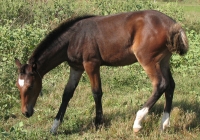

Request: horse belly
left=102, top=49, right=138, bottom=66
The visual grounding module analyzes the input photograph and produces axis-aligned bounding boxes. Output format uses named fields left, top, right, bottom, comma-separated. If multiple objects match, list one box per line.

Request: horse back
left=67, top=10, right=176, bottom=67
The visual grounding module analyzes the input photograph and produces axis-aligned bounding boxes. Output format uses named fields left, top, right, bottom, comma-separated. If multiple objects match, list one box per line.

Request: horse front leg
left=83, top=61, right=103, bottom=128
left=50, top=67, right=83, bottom=134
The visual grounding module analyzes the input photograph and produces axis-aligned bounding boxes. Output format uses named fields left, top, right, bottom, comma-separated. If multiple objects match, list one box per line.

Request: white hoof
left=133, top=127, right=142, bottom=133
left=50, top=119, right=61, bottom=134
left=133, top=107, right=149, bottom=133
left=160, top=112, right=170, bottom=131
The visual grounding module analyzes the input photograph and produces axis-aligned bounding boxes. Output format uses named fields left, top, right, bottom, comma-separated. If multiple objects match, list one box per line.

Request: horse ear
left=15, top=58, right=22, bottom=69
left=32, top=63, right=37, bottom=71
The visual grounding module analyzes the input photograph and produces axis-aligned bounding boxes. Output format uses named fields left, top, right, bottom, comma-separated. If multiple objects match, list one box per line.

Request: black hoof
left=95, top=117, right=103, bottom=130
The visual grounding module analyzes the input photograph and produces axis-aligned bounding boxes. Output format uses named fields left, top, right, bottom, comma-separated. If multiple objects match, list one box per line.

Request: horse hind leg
left=160, top=69, right=175, bottom=131
left=50, top=67, right=83, bottom=134
left=133, top=57, right=171, bottom=133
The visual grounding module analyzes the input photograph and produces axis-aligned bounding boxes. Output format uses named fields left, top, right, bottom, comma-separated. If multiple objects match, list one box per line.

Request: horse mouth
left=22, top=109, right=34, bottom=118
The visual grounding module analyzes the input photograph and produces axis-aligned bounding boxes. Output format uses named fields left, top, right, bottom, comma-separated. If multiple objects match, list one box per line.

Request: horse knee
left=157, top=77, right=170, bottom=93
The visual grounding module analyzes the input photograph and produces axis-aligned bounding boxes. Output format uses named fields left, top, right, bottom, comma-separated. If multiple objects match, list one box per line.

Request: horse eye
left=20, top=73, right=24, bottom=76
left=28, top=85, right=33, bottom=90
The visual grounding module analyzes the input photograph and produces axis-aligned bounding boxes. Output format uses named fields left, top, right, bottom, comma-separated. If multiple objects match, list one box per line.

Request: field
left=0, top=0, right=200, bottom=139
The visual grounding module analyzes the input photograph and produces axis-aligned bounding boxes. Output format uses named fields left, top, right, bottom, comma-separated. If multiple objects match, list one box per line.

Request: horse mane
left=28, top=15, right=96, bottom=64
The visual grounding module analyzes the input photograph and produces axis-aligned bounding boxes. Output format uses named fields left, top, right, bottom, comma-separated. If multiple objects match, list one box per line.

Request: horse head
left=15, top=58, right=42, bottom=118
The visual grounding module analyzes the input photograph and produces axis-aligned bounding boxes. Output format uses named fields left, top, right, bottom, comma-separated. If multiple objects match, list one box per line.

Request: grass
left=1, top=64, right=200, bottom=139
left=156, top=0, right=200, bottom=32
left=182, top=5, right=200, bottom=12
left=181, top=1, right=200, bottom=30
left=183, top=11, right=200, bottom=31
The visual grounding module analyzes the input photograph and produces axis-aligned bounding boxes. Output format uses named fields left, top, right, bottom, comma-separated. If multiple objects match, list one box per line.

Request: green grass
left=182, top=4, right=200, bottom=20
left=1, top=64, right=200, bottom=139
left=156, top=0, right=200, bottom=32
left=181, top=3, right=200, bottom=30
left=182, top=5, right=200, bottom=12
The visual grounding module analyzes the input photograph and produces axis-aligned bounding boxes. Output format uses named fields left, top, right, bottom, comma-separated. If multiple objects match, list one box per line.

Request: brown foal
left=15, top=10, right=188, bottom=134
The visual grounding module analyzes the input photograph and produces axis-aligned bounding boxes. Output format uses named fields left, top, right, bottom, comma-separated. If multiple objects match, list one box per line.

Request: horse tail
left=167, top=23, right=189, bottom=56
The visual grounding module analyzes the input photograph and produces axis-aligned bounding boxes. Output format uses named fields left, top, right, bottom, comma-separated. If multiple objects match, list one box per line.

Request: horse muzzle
left=22, top=107, right=34, bottom=118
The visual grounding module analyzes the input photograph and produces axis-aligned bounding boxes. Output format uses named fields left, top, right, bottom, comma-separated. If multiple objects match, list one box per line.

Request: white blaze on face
left=18, top=78, right=25, bottom=87
left=160, top=112, right=170, bottom=131
left=133, top=107, right=149, bottom=130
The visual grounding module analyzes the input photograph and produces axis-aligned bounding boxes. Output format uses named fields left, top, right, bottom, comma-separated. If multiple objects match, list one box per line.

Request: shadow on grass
left=57, top=100, right=200, bottom=136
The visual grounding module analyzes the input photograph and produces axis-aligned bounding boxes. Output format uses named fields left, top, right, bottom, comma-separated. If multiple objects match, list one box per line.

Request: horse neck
left=32, top=39, right=68, bottom=77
